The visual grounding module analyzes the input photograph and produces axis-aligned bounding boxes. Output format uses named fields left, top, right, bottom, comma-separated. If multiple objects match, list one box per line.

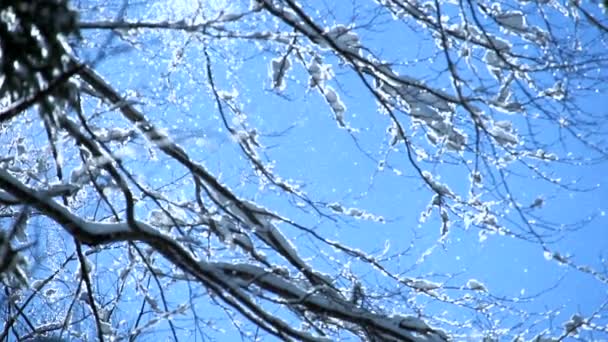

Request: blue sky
left=78, top=0, right=608, bottom=339
left=3, top=0, right=608, bottom=341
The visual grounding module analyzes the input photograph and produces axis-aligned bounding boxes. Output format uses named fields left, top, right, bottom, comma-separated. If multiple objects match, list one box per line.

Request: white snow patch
left=408, top=278, right=441, bottom=290
left=466, top=279, right=488, bottom=291
left=270, top=56, right=291, bottom=91
left=422, top=171, right=455, bottom=198
left=496, top=11, right=526, bottom=31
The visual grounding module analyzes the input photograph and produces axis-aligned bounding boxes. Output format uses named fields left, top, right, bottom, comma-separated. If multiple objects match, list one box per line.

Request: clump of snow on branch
left=563, top=314, right=585, bottom=336
left=323, top=86, right=347, bottom=128
left=374, top=66, right=466, bottom=150
left=407, top=278, right=441, bottom=291
left=543, top=81, right=566, bottom=100
left=218, top=88, right=239, bottom=100
left=308, top=56, right=334, bottom=87
left=95, top=127, right=137, bottom=143
left=528, top=149, right=559, bottom=161
left=466, top=279, right=488, bottom=292
left=304, top=56, right=353, bottom=130
left=422, top=171, right=455, bottom=198
left=489, top=120, right=520, bottom=147
left=324, top=25, right=361, bottom=55
left=269, top=55, right=291, bottom=90
left=327, top=202, right=385, bottom=222
left=496, top=11, right=527, bottom=31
